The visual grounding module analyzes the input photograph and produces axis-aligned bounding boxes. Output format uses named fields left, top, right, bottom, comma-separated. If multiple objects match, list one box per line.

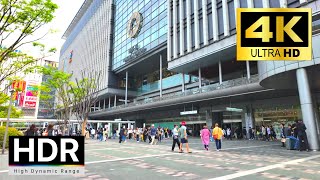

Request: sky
left=21, top=0, right=85, bottom=62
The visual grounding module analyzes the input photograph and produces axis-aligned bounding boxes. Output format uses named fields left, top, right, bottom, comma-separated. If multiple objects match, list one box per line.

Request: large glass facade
left=113, top=0, right=167, bottom=70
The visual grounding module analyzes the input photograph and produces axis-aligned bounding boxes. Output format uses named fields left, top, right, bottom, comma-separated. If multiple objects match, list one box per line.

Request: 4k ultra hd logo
left=9, top=136, right=84, bottom=175
left=236, top=8, right=312, bottom=61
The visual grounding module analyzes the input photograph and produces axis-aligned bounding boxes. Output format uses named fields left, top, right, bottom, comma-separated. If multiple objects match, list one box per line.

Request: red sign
left=24, top=101, right=36, bottom=108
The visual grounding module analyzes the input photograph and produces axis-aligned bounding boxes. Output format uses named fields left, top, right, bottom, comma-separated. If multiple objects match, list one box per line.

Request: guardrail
left=96, top=75, right=259, bottom=112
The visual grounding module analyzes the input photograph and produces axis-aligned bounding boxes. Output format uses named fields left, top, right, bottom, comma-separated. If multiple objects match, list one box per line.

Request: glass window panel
left=228, top=1, right=235, bottom=30
left=239, top=0, right=247, bottom=7
left=269, top=0, right=280, bottom=7
left=254, top=0, right=263, bottom=8
left=217, top=6, right=224, bottom=35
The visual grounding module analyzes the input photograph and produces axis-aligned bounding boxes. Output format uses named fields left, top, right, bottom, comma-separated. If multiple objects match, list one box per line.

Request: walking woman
left=200, top=125, right=210, bottom=151
left=212, top=123, right=223, bottom=151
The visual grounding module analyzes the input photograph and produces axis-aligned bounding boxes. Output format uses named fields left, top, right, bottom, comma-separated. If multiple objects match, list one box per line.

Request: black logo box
left=9, top=136, right=84, bottom=165
left=240, top=12, right=309, bottom=47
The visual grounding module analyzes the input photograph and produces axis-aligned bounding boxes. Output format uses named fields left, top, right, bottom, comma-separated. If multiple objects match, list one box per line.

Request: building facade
left=60, top=0, right=320, bottom=150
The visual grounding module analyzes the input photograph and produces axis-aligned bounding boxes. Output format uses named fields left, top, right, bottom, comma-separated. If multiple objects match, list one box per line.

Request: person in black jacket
left=119, top=128, right=124, bottom=143
left=296, top=120, right=309, bottom=151
left=24, top=124, right=37, bottom=136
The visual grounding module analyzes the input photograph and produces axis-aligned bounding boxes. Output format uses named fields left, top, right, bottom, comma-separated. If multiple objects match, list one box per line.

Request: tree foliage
left=0, top=0, right=58, bottom=62
left=39, top=66, right=73, bottom=135
left=0, top=105, right=23, bottom=118
left=0, top=0, right=58, bottom=91
left=69, top=70, right=101, bottom=136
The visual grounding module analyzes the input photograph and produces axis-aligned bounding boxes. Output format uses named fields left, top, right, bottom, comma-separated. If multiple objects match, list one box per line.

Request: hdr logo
left=9, top=136, right=85, bottom=175
left=236, top=8, right=312, bottom=61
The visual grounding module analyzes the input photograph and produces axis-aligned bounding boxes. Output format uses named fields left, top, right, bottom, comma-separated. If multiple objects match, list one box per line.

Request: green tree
left=0, top=0, right=58, bottom=90
left=69, top=70, right=101, bottom=136
left=39, top=66, right=73, bottom=135
left=0, top=105, right=23, bottom=118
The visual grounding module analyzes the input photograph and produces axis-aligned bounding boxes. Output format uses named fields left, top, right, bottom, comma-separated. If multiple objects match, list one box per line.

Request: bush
left=0, top=126, right=23, bottom=149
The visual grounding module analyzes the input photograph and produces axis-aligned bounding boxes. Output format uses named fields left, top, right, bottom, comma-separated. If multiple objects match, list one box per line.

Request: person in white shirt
left=171, top=124, right=181, bottom=152
left=227, top=128, right=232, bottom=140
left=91, top=128, right=96, bottom=139
left=128, top=128, right=133, bottom=140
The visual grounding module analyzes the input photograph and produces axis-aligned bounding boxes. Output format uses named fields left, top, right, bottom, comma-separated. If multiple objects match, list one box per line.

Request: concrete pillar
left=246, top=60, right=251, bottom=80
left=182, top=73, right=185, bottom=92
left=245, top=106, right=255, bottom=139
left=212, top=0, right=219, bottom=41
left=206, top=110, right=213, bottom=128
left=202, top=0, right=209, bottom=45
left=247, top=0, right=254, bottom=8
left=108, top=123, right=111, bottom=137
left=173, top=0, right=178, bottom=58
left=103, top=99, right=106, bottom=109
left=125, top=71, right=128, bottom=105
left=262, top=0, right=270, bottom=8
left=108, top=96, right=111, bottom=109
left=280, top=0, right=287, bottom=8
left=198, top=67, right=202, bottom=88
left=179, top=0, right=185, bottom=55
left=219, top=60, right=222, bottom=84
left=114, top=95, right=117, bottom=107
left=159, top=54, right=163, bottom=97
left=194, top=0, right=200, bottom=49
left=312, top=100, right=320, bottom=137
left=98, top=100, right=101, bottom=110
left=168, top=0, right=172, bottom=61
left=94, top=102, right=96, bottom=112
left=186, top=0, right=192, bottom=52
left=296, top=68, right=320, bottom=150
left=143, top=123, right=146, bottom=128
left=222, top=0, right=230, bottom=36
left=234, top=0, right=239, bottom=20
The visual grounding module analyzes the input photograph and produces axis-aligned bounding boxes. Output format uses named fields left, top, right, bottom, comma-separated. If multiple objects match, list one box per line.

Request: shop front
left=254, top=105, right=302, bottom=138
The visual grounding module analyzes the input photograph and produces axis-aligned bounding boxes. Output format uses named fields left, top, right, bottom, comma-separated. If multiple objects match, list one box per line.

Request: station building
left=59, top=0, right=320, bottom=149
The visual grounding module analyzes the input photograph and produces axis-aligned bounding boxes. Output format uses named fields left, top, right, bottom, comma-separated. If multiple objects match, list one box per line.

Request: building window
left=269, top=0, right=280, bottom=8
left=208, top=12, right=213, bottom=41
left=200, top=17, right=204, bottom=46
left=253, top=0, right=263, bottom=8
left=228, top=0, right=235, bottom=34
left=239, top=0, right=247, bottom=7
left=217, top=0, right=224, bottom=37
left=191, top=22, right=195, bottom=48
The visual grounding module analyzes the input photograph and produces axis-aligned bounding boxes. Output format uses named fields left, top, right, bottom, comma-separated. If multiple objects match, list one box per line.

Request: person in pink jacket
left=200, top=125, right=211, bottom=151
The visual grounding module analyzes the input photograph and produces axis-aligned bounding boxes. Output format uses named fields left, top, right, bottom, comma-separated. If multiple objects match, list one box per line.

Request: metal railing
left=95, top=75, right=259, bottom=112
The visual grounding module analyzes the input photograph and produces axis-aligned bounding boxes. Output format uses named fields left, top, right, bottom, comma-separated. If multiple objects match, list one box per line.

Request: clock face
left=127, top=12, right=143, bottom=38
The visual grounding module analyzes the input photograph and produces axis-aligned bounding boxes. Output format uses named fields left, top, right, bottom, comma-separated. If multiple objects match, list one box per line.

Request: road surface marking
left=208, top=154, right=320, bottom=180
left=85, top=153, right=175, bottom=164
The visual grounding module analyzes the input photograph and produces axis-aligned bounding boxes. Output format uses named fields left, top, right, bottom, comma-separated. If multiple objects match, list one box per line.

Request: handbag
left=281, top=138, right=286, bottom=143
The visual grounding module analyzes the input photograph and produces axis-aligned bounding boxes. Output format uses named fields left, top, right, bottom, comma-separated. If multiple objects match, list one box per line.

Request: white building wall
left=59, top=0, right=113, bottom=91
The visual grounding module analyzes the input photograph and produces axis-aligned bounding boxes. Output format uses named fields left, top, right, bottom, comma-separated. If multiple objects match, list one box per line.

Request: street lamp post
left=1, top=89, right=15, bottom=155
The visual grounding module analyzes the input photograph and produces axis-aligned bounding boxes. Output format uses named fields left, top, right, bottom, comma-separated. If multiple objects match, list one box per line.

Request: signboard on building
left=24, top=82, right=39, bottom=109
left=12, top=80, right=26, bottom=107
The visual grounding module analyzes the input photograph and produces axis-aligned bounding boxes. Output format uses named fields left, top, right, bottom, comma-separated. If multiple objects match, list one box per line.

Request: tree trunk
left=82, top=117, right=87, bottom=136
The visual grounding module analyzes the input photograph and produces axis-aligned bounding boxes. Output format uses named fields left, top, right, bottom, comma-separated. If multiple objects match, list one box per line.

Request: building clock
left=127, top=12, right=143, bottom=38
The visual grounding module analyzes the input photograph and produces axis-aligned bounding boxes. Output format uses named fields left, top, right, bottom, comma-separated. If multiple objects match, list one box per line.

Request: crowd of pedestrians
left=23, top=119, right=310, bottom=152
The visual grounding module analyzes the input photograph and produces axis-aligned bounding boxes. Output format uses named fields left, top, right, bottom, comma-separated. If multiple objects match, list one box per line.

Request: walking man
left=297, top=119, right=310, bottom=151
left=150, top=124, right=157, bottom=145
left=179, top=121, right=191, bottom=153
left=171, top=124, right=181, bottom=152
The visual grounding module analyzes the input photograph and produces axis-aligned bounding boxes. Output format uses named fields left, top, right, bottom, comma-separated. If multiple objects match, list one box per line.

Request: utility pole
left=2, top=89, right=15, bottom=154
